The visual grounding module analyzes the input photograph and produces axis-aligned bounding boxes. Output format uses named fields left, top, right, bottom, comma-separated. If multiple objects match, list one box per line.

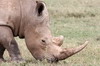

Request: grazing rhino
left=0, top=0, right=88, bottom=62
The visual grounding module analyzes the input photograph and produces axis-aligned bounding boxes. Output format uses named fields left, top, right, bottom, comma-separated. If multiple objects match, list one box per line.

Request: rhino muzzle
left=44, top=38, right=88, bottom=63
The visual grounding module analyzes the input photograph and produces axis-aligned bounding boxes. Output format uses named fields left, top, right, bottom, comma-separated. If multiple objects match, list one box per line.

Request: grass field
left=1, top=0, right=100, bottom=66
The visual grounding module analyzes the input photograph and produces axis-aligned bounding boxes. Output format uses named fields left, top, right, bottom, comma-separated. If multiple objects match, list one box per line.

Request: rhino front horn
left=56, top=41, right=88, bottom=61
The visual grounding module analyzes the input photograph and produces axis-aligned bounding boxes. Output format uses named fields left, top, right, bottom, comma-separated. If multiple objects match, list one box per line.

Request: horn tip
left=83, top=41, right=89, bottom=47
left=84, top=41, right=89, bottom=44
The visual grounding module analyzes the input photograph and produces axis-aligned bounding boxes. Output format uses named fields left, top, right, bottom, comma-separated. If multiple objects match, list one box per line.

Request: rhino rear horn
left=52, top=35, right=64, bottom=46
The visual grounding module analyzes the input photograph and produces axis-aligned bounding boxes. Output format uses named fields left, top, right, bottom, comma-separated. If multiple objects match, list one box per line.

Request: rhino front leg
left=0, top=26, right=23, bottom=62
left=5, top=39, right=24, bottom=62
left=0, top=44, right=6, bottom=62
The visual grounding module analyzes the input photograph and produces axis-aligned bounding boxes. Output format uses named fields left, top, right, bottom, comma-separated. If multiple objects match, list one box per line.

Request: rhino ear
left=36, top=1, right=44, bottom=16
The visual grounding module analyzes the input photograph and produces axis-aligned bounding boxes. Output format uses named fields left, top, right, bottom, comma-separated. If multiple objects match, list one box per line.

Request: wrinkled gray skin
left=0, top=0, right=88, bottom=63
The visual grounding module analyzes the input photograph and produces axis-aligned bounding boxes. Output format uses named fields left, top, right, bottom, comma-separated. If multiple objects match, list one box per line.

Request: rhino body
left=0, top=0, right=88, bottom=62
left=0, top=0, right=39, bottom=38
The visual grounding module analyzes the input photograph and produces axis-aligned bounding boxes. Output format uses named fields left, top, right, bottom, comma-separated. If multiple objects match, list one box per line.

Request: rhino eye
left=41, top=39, right=47, bottom=45
left=42, top=40, right=46, bottom=43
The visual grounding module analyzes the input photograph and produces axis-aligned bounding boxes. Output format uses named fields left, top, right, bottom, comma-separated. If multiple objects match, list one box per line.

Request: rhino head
left=24, top=1, right=88, bottom=62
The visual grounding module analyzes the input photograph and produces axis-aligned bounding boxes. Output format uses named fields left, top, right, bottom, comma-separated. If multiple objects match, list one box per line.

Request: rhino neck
left=9, top=0, right=25, bottom=38
left=18, top=0, right=38, bottom=38
left=17, top=0, right=25, bottom=38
